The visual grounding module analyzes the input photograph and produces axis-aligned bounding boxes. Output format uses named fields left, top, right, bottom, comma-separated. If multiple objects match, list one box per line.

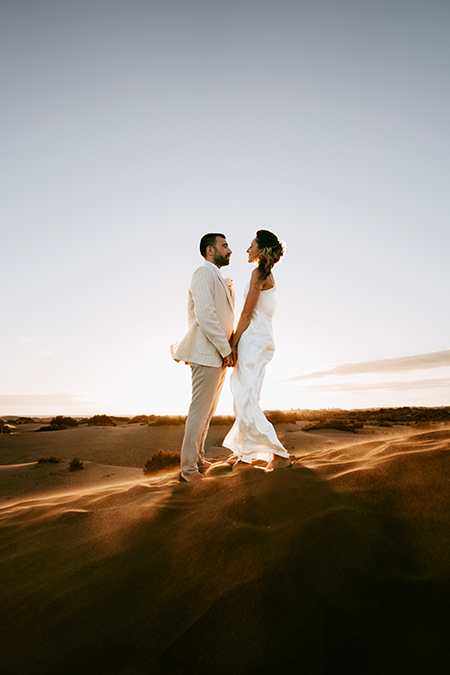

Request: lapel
left=217, top=272, right=234, bottom=310
left=204, top=262, right=234, bottom=310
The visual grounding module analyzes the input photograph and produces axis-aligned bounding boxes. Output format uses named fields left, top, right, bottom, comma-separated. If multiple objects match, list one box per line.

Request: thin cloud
left=297, top=378, right=450, bottom=394
left=286, top=349, right=450, bottom=382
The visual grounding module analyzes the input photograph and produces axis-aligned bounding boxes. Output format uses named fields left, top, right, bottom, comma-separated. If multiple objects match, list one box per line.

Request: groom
left=173, top=233, right=235, bottom=482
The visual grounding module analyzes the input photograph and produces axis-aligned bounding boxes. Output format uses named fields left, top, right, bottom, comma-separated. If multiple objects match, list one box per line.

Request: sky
left=1, top=0, right=449, bottom=417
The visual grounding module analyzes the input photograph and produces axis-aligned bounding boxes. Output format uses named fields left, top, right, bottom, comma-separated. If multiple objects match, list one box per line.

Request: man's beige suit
left=173, top=261, right=235, bottom=475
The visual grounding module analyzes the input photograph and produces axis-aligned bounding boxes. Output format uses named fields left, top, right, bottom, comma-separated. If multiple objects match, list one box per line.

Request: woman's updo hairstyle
left=255, top=230, right=285, bottom=281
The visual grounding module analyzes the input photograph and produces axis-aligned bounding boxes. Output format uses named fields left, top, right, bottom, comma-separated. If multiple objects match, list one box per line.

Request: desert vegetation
left=128, top=415, right=151, bottom=424
left=261, top=406, right=450, bottom=430
left=127, top=414, right=234, bottom=426
left=69, top=457, right=84, bottom=471
left=36, top=416, right=79, bottom=432
left=6, top=417, right=36, bottom=425
left=37, top=456, right=62, bottom=464
left=86, top=415, right=117, bottom=427
left=264, top=410, right=303, bottom=424
left=0, top=419, right=13, bottom=434
left=143, top=450, right=181, bottom=474
left=147, top=415, right=186, bottom=426
left=210, top=415, right=235, bottom=425
left=302, top=419, right=364, bottom=433
left=7, top=406, right=449, bottom=437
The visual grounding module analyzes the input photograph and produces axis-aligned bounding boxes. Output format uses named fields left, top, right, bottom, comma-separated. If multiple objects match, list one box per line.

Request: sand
left=1, top=420, right=450, bottom=674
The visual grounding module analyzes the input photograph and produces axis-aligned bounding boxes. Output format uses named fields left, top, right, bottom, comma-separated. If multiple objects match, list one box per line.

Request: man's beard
left=213, top=251, right=230, bottom=267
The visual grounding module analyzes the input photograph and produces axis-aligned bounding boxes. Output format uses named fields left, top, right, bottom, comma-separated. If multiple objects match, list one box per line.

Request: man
left=173, top=233, right=235, bottom=482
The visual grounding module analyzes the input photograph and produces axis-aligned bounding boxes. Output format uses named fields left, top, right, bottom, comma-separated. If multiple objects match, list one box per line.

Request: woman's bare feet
left=265, top=455, right=292, bottom=470
left=232, top=460, right=254, bottom=471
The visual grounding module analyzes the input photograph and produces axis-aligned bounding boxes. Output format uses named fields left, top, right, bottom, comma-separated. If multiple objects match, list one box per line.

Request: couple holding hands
left=172, top=230, right=291, bottom=482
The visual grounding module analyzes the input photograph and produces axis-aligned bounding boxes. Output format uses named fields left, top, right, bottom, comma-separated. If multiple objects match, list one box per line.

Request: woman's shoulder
left=261, top=272, right=275, bottom=291
left=249, top=268, right=275, bottom=290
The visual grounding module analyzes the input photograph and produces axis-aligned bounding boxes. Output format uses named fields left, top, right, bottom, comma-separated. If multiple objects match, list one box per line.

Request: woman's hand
left=231, top=345, right=238, bottom=365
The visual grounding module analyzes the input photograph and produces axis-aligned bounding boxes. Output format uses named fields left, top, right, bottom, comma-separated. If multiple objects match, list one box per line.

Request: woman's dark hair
left=255, top=230, right=284, bottom=281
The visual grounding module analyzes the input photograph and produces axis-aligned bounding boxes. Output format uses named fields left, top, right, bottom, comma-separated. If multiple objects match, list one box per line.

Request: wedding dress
left=223, top=283, right=290, bottom=462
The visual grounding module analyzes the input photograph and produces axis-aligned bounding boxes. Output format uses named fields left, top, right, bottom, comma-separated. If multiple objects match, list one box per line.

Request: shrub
left=128, top=415, right=150, bottom=424
left=302, top=420, right=363, bottom=433
left=143, top=450, right=181, bottom=474
left=37, top=456, right=62, bottom=464
left=147, top=415, right=186, bottom=426
left=0, top=420, right=13, bottom=434
left=69, top=456, right=84, bottom=471
left=8, top=417, right=36, bottom=425
left=264, top=410, right=302, bottom=425
left=210, top=415, right=235, bottom=425
left=87, top=415, right=117, bottom=427
left=50, top=416, right=78, bottom=427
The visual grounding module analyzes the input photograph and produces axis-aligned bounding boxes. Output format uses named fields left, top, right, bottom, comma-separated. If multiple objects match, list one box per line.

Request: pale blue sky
left=1, top=0, right=449, bottom=416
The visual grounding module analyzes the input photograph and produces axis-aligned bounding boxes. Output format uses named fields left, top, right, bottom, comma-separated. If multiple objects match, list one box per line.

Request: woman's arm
left=230, top=268, right=263, bottom=350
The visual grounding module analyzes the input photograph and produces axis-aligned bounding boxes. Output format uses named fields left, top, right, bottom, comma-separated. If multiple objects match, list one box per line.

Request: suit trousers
left=181, top=363, right=226, bottom=475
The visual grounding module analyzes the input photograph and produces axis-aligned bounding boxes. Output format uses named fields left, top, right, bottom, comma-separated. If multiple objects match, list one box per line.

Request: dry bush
left=128, top=415, right=150, bottom=424
left=36, top=416, right=79, bottom=432
left=264, top=410, right=302, bottom=425
left=210, top=415, right=235, bottom=425
left=283, top=407, right=450, bottom=427
left=69, top=456, right=84, bottom=471
left=0, top=420, right=13, bottom=434
left=51, top=416, right=78, bottom=427
left=37, top=456, right=61, bottom=464
left=111, top=416, right=131, bottom=423
left=147, top=415, right=186, bottom=426
left=87, top=415, right=117, bottom=427
left=7, top=417, right=36, bottom=424
left=143, top=450, right=181, bottom=474
left=302, top=420, right=363, bottom=433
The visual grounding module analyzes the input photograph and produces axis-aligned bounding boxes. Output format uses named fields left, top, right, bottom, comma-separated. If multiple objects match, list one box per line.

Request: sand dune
left=1, top=421, right=450, bottom=674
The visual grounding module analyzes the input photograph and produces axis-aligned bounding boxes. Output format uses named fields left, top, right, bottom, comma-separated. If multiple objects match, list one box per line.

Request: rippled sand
left=1, top=421, right=449, bottom=674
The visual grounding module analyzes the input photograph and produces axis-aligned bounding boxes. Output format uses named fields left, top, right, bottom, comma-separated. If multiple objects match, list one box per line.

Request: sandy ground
left=1, top=420, right=450, bottom=674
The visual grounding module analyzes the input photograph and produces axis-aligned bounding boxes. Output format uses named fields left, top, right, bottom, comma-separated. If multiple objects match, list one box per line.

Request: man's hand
left=223, top=352, right=235, bottom=367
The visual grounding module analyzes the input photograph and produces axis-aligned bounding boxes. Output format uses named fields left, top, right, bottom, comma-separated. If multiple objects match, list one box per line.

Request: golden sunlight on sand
left=1, top=411, right=450, bottom=674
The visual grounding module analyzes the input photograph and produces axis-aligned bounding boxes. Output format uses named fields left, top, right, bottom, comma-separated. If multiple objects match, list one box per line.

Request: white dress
left=223, top=282, right=290, bottom=463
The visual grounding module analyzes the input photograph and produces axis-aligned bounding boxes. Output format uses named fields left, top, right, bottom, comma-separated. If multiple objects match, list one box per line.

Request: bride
left=223, top=230, right=292, bottom=470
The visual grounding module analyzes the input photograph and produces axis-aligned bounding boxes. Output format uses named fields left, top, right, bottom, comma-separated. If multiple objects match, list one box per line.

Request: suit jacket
left=173, top=261, right=235, bottom=367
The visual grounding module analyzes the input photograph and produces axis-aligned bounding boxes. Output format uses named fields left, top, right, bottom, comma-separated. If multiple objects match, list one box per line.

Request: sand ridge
left=1, top=421, right=450, bottom=674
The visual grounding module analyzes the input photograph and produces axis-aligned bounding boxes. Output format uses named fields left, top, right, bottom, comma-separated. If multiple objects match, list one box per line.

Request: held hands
left=223, top=351, right=235, bottom=367
left=223, top=337, right=238, bottom=367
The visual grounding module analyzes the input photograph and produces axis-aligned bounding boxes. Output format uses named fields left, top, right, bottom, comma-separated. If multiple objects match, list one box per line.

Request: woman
left=223, top=230, right=292, bottom=470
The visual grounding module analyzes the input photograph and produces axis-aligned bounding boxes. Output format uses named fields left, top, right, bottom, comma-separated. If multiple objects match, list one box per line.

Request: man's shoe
left=180, top=471, right=204, bottom=483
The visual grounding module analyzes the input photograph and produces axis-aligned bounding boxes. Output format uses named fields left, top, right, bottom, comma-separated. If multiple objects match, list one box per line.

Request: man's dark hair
left=199, top=233, right=226, bottom=259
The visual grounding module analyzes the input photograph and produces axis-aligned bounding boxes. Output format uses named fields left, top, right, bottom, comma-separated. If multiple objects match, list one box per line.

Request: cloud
left=285, top=349, right=450, bottom=382
left=296, top=378, right=450, bottom=394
